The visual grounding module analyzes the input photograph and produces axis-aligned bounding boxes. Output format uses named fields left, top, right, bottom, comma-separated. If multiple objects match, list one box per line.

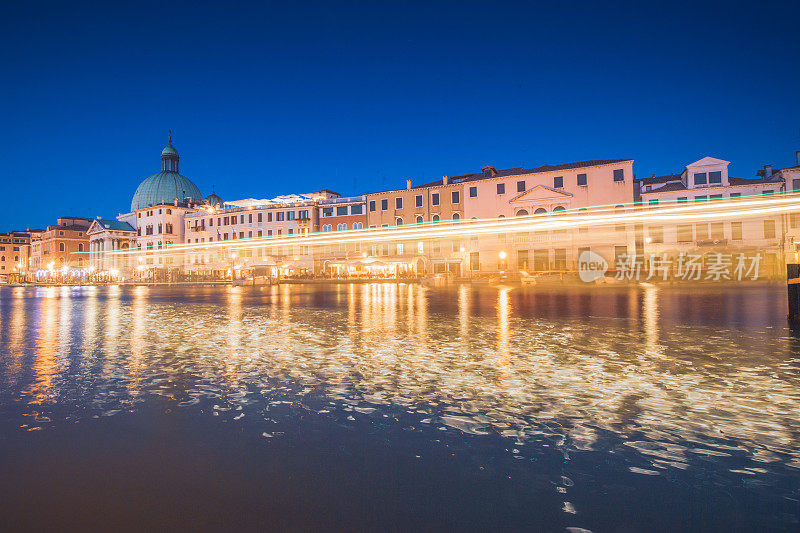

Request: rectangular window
left=552, top=177, right=563, bottom=189
left=709, top=171, right=722, bottom=184
left=248, top=214, right=253, bottom=223
left=351, top=204, right=363, bottom=215
left=288, top=229, right=294, bottom=235
left=710, top=222, right=724, bottom=240
left=240, top=215, right=244, bottom=224
left=677, top=224, right=693, bottom=242
left=764, top=219, right=776, bottom=239
left=209, top=218, right=214, bottom=226
left=239, top=231, right=244, bottom=239
left=381, top=199, right=388, bottom=211
left=517, top=180, right=526, bottom=192
left=613, top=169, right=625, bottom=182
left=287, top=211, right=295, bottom=221
left=451, top=191, right=460, bottom=204
left=257, top=213, right=262, bottom=222
left=322, top=207, right=334, bottom=217
left=710, top=194, right=723, bottom=201
left=648, top=226, right=664, bottom=243
left=763, top=190, right=775, bottom=195
left=267, top=230, right=273, bottom=236
left=415, top=194, right=423, bottom=207
left=648, top=199, right=658, bottom=205
left=431, top=193, right=440, bottom=206
left=395, top=197, right=403, bottom=209
left=730, top=193, right=741, bottom=199
left=277, top=212, right=285, bottom=221
left=696, top=223, right=709, bottom=240
left=469, top=186, right=477, bottom=198
left=257, top=231, right=262, bottom=237
left=731, top=221, right=742, bottom=240
left=496, top=183, right=505, bottom=194
left=336, top=206, right=348, bottom=216
left=791, top=213, right=800, bottom=229
left=694, top=172, right=707, bottom=185
left=369, top=201, right=376, bottom=212
left=695, top=196, right=707, bottom=202
left=794, top=179, right=800, bottom=191
left=577, top=173, right=587, bottom=186
left=677, top=197, right=687, bottom=203
left=267, top=212, right=273, bottom=222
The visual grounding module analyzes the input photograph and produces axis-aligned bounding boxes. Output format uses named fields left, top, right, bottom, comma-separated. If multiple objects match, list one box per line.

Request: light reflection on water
left=1, top=283, right=799, bottom=527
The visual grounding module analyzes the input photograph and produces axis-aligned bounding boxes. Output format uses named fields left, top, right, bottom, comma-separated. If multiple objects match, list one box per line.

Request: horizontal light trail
left=100, top=193, right=800, bottom=258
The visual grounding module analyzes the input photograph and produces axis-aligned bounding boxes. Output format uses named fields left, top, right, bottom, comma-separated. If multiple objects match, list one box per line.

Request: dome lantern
left=130, top=135, right=203, bottom=212
left=161, top=132, right=179, bottom=172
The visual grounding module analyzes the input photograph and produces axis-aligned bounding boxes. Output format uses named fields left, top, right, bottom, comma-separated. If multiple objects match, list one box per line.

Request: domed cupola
left=161, top=136, right=180, bottom=172
left=130, top=134, right=203, bottom=212
left=205, top=188, right=224, bottom=209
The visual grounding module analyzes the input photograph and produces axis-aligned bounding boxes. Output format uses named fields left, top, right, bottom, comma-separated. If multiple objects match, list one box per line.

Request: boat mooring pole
left=789, top=264, right=800, bottom=327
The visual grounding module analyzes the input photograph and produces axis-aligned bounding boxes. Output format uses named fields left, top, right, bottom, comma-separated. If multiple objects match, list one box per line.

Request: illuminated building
left=364, top=160, right=636, bottom=274
left=319, top=196, right=366, bottom=232
left=86, top=218, right=137, bottom=279
left=29, top=217, right=91, bottom=279
left=181, top=190, right=341, bottom=278
left=365, top=177, right=465, bottom=227
left=116, top=136, right=206, bottom=280
left=0, top=230, right=41, bottom=283
left=637, top=155, right=799, bottom=277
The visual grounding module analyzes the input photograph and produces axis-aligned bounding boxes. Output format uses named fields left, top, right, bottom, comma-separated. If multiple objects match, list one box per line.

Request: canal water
left=0, top=284, right=798, bottom=531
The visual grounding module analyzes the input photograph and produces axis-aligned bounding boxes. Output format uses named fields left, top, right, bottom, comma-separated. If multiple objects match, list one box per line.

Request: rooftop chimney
left=442, top=175, right=449, bottom=185
left=765, top=164, right=773, bottom=178
left=406, top=179, right=412, bottom=190
left=796, top=150, right=800, bottom=166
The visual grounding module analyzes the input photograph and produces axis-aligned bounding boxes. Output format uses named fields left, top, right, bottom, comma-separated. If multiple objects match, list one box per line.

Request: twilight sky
left=1, top=0, right=799, bottom=229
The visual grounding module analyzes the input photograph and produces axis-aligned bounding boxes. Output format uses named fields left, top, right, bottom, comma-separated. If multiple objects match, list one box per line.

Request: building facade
left=29, top=217, right=91, bottom=279
left=87, top=218, right=137, bottom=278
left=636, top=156, right=795, bottom=278
left=0, top=230, right=39, bottom=282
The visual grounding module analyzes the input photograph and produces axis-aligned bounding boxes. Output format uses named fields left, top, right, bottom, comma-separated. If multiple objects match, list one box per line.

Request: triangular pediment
left=509, top=185, right=574, bottom=203
left=86, top=220, right=105, bottom=235
left=686, top=156, right=730, bottom=169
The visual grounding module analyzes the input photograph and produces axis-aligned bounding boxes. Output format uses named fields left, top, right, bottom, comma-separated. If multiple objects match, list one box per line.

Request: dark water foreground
left=0, top=284, right=798, bottom=532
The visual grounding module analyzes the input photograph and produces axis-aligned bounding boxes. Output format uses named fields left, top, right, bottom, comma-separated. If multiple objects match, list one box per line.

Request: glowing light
left=103, top=193, right=800, bottom=262
left=499, top=251, right=507, bottom=260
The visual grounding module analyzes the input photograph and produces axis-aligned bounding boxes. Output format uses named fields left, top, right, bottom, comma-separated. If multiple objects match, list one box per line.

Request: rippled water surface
left=1, top=283, right=799, bottom=531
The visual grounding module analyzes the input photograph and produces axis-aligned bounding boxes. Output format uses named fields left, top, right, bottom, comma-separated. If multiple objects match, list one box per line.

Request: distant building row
left=3, top=138, right=799, bottom=282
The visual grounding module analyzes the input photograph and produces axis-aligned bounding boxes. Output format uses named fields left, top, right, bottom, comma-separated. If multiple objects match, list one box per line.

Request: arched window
left=78, top=243, right=84, bottom=252
left=516, top=209, right=529, bottom=216
left=416, top=216, right=423, bottom=224
left=353, top=222, right=363, bottom=230
left=452, top=213, right=460, bottom=220
left=534, top=208, right=547, bottom=215
left=59, top=242, right=65, bottom=252
left=432, top=214, right=440, bottom=222
left=498, top=215, right=506, bottom=218
left=553, top=206, right=566, bottom=212
left=396, top=218, right=403, bottom=226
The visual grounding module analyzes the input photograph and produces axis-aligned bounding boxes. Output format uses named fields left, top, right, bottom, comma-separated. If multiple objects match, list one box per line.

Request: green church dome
left=130, top=138, right=203, bottom=212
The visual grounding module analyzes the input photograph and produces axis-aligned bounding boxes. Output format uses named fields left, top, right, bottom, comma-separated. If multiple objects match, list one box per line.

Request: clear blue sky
left=1, top=0, right=799, bottom=229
